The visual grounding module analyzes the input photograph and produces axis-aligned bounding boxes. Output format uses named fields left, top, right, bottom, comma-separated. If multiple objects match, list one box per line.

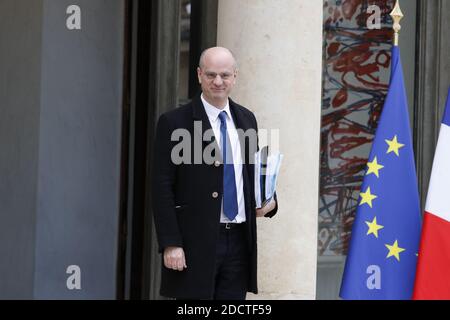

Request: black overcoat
left=152, top=95, right=277, bottom=299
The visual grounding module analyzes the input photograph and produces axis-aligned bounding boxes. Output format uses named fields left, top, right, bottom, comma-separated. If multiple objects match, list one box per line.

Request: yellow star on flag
left=365, top=217, right=384, bottom=238
left=385, top=135, right=405, bottom=156
left=359, top=186, right=377, bottom=208
left=385, top=240, right=406, bottom=261
left=366, top=157, right=384, bottom=178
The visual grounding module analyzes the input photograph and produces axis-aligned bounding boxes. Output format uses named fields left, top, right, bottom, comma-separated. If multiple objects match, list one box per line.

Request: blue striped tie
left=218, top=111, right=238, bottom=221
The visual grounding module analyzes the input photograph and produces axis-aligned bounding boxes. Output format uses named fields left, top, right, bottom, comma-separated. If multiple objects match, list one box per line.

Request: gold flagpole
left=390, top=0, right=404, bottom=46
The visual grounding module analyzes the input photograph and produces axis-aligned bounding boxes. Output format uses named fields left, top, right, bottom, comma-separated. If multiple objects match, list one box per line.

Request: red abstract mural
left=319, top=0, right=395, bottom=256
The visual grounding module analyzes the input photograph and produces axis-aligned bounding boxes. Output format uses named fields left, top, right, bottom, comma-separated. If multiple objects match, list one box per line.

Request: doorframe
left=119, top=0, right=182, bottom=300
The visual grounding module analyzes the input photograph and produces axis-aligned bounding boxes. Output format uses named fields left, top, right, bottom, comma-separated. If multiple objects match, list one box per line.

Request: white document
left=254, top=147, right=283, bottom=208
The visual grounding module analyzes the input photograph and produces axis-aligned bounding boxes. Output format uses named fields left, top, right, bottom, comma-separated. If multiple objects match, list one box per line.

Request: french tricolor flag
left=414, top=88, right=450, bottom=299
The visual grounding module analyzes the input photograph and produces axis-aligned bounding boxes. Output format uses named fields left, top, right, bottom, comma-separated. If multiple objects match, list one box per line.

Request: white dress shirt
left=201, top=94, right=246, bottom=223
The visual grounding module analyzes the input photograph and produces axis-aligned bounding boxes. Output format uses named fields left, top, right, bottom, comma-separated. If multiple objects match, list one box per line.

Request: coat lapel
left=229, top=98, right=256, bottom=167
left=229, top=98, right=252, bottom=132
left=192, top=94, right=212, bottom=143
left=192, top=95, right=222, bottom=162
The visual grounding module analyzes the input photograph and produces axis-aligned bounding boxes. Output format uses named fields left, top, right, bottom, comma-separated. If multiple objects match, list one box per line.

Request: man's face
left=197, top=50, right=237, bottom=107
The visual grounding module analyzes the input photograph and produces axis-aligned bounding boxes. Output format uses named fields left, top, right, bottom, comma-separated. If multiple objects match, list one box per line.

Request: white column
left=218, top=0, right=323, bottom=299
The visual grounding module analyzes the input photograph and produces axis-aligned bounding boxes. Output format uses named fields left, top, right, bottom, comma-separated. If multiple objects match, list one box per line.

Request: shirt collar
left=201, top=93, right=232, bottom=123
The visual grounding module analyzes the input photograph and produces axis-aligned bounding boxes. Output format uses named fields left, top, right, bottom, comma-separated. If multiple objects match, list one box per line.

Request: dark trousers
left=213, top=223, right=249, bottom=300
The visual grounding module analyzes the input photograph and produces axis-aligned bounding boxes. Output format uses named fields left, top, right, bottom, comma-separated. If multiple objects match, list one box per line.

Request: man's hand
left=163, top=247, right=187, bottom=271
left=256, top=198, right=276, bottom=218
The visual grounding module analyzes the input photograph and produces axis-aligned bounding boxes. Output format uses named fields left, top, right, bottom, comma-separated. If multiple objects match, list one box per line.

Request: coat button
left=212, top=192, right=219, bottom=199
left=214, top=161, right=221, bottom=167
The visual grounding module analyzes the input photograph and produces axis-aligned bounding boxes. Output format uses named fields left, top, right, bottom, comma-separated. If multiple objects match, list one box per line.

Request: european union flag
left=340, top=46, right=422, bottom=300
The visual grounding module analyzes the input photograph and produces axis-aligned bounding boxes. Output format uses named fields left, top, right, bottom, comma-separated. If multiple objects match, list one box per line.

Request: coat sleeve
left=152, top=113, right=183, bottom=253
left=252, top=112, right=278, bottom=218
left=264, top=192, right=278, bottom=218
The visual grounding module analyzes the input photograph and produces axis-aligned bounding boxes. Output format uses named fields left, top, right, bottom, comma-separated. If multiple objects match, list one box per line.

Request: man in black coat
left=152, top=47, right=277, bottom=300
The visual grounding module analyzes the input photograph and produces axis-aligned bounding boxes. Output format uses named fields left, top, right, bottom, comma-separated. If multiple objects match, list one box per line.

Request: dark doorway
left=118, top=0, right=218, bottom=300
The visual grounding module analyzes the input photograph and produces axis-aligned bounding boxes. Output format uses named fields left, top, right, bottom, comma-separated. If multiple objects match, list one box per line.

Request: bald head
left=197, top=47, right=238, bottom=108
left=199, top=47, right=238, bottom=70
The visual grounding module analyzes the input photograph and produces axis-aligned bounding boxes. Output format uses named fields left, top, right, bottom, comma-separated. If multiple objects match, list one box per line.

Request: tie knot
left=218, top=111, right=227, bottom=125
